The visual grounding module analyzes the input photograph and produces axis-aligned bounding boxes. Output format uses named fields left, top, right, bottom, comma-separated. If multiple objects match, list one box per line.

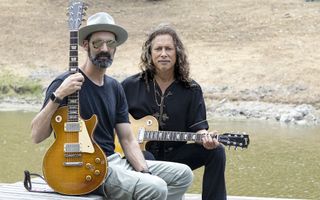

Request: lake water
left=0, top=111, right=319, bottom=199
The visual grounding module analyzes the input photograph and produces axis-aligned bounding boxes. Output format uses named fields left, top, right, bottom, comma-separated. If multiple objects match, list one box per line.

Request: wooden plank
left=0, top=179, right=305, bottom=200
left=0, top=178, right=103, bottom=200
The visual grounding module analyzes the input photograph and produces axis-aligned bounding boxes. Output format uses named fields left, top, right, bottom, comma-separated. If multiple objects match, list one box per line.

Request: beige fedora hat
left=79, top=12, right=128, bottom=46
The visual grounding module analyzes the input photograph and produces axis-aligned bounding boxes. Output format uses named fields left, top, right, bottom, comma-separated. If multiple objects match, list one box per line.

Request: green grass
left=0, top=71, right=43, bottom=99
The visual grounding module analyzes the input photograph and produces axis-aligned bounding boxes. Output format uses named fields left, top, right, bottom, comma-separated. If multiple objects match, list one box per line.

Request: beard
left=89, top=48, right=113, bottom=69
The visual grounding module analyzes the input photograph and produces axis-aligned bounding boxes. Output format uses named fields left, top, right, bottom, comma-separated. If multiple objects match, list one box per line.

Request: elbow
left=31, top=133, right=41, bottom=144
left=31, top=127, right=41, bottom=144
left=30, top=121, right=46, bottom=144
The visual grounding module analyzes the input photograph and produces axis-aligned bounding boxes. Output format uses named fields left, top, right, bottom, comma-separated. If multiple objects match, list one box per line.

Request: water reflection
left=190, top=118, right=320, bottom=199
left=0, top=111, right=319, bottom=199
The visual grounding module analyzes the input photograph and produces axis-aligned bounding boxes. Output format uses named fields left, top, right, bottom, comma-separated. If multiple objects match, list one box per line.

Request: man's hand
left=55, top=73, right=84, bottom=99
left=200, top=131, right=220, bottom=150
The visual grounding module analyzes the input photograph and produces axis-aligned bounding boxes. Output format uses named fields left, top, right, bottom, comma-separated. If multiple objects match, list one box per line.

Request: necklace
left=153, top=79, right=173, bottom=128
left=153, top=80, right=164, bottom=107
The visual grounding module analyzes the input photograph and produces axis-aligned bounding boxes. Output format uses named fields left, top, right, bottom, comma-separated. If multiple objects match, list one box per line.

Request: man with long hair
left=122, top=23, right=227, bottom=200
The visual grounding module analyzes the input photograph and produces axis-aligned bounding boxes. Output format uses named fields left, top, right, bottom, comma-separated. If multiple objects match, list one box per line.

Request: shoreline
left=1, top=98, right=319, bottom=126
left=207, top=99, right=320, bottom=126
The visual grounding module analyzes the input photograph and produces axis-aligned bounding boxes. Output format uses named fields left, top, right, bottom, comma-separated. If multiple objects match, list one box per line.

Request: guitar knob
left=86, top=163, right=91, bottom=169
left=95, top=158, right=101, bottom=163
left=94, top=170, right=100, bottom=176
left=85, top=175, right=92, bottom=181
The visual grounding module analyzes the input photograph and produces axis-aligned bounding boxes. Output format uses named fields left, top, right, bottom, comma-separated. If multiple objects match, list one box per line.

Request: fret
left=69, top=63, right=78, bottom=68
left=68, top=98, right=78, bottom=104
left=69, top=110, right=78, bottom=115
left=70, top=45, right=78, bottom=50
left=69, top=57, right=78, bottom=62
left=150, top=131, right=154, bottom=140
left=69, top=51, right=78, bottom=57
left=175, top=132, right=180, bottom=141
left=68, top=115, right=78, bottom=121
left=70, top=31, right=78, bottom=37
left=191, top=134, right=197, bottom=141
left=158, top=132, right=163, bottom=140
left=70, top=38, right=78, bottom=44
left=68, top=105, right=78, bottom=110
left=197, top=134, right=202, bottom=141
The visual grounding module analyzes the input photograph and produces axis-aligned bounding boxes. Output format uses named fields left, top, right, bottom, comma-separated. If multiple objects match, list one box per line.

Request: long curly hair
left=139, top=23, right=192, bottom=89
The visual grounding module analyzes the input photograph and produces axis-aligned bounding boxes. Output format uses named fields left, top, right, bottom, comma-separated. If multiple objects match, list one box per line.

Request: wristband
left=50, top=92, right=63, bottom=104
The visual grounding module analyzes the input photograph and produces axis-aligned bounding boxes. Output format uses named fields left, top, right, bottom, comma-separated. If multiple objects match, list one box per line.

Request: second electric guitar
left=115, top=115, right=250, bottom=155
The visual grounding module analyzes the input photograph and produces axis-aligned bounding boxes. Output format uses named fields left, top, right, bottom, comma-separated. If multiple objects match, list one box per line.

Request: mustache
left=95, top=52, right=112, bottom=60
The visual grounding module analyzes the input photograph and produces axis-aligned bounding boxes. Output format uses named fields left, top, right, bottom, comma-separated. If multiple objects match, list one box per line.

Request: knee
left=209, top=145, right=226, bottom=162
left=147, top=177, right=168, bottom=199
left=182, top=165, right=194, bottom=186
left=175, top=163, right=194, bottom=188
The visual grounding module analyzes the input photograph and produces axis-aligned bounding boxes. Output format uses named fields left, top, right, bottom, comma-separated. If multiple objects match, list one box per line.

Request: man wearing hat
left=31, top=12, right=193, bottom=199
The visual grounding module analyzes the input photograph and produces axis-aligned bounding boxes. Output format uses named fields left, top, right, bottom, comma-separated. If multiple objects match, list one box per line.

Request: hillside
left=1, top=0, right=320, bottom=114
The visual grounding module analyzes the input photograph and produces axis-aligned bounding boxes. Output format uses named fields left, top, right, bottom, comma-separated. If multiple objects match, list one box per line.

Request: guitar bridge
left=63, top=162, right=83, bottom=167
left=64, top=153, right=82, bottom=158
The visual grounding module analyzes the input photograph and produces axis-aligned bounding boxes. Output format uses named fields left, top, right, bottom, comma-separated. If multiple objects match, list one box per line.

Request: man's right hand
left=55, top=72, right=84, bottom=99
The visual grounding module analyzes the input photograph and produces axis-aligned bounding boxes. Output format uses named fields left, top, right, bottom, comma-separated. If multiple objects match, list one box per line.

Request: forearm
left=123, top=140, right=149, bottom=172
left=31, top=101, right=59, bottom=143
left=31, top=72, right=84, bottom=144
left=115, top=123, right=149, bottom=172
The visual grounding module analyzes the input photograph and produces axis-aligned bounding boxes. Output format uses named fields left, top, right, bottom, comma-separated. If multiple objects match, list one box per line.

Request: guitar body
left=115, top=115, right=159, bottom=155
left=43, top=106, right=107, bottom=195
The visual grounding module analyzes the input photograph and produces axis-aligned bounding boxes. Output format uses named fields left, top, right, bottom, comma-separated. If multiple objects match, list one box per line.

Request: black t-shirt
left=43, top=70, right=129, bottom=156
left=122, top=73, right=208, bottom=156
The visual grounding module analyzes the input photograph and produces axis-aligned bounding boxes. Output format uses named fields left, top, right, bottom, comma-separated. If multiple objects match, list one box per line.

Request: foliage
left=0, top=71, right=43, bottom=98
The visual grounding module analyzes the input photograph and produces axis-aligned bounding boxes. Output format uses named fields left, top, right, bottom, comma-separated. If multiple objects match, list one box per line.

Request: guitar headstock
left=67, top=0, right=87, bottom=30
left=218, top=132, right=250, bottom=149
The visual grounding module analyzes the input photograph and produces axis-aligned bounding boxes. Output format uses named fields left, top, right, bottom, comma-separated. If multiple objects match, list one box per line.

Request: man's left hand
left=201, top=131, right=220, bottom=150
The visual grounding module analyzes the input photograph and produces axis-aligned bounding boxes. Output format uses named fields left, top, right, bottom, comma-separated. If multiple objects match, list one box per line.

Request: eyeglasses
left=91, top=39, right=118, bottom=49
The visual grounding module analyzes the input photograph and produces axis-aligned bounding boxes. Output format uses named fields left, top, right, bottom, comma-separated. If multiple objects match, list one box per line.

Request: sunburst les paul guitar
left=115, top=115, right=250, bottom=155
left=42, top=1, right=107, bottom=195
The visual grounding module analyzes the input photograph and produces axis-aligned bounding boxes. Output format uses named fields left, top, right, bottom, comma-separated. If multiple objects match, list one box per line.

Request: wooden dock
left=0, top=178, right=305, bottom=200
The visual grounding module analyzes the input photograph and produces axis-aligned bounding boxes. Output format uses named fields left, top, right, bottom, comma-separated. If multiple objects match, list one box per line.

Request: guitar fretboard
left=68, top=30, right=79, bottom=122
left=143, top=130, right=215, bottom=142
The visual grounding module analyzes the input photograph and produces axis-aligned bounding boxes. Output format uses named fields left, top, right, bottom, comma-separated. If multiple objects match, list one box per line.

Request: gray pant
left=96, top=153, right=193, bottom=200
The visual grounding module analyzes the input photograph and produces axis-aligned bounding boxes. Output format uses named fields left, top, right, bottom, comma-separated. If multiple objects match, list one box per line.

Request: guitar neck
left=143, top=130, right=215, bottom=143
left=142, top=130, right=249, bottom=148
left=68, top=30, right=79, bottom=122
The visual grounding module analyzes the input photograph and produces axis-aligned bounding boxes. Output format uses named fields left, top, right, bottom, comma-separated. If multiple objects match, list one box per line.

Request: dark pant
left=147, top=143, right=227, bottom=200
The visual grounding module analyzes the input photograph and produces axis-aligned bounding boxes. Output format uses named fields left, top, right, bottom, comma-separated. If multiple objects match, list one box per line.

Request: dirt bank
left=1, top=0, right=320, bottom=125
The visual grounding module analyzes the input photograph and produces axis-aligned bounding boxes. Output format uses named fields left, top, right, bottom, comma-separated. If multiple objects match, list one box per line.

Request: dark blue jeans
left=146, top=143, right=227, bottom=200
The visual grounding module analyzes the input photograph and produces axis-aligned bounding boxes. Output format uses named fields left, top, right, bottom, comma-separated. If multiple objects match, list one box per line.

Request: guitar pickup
left=64, top=143, right=81, bottom=153
left=65, top=122, right=81, bottom=132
